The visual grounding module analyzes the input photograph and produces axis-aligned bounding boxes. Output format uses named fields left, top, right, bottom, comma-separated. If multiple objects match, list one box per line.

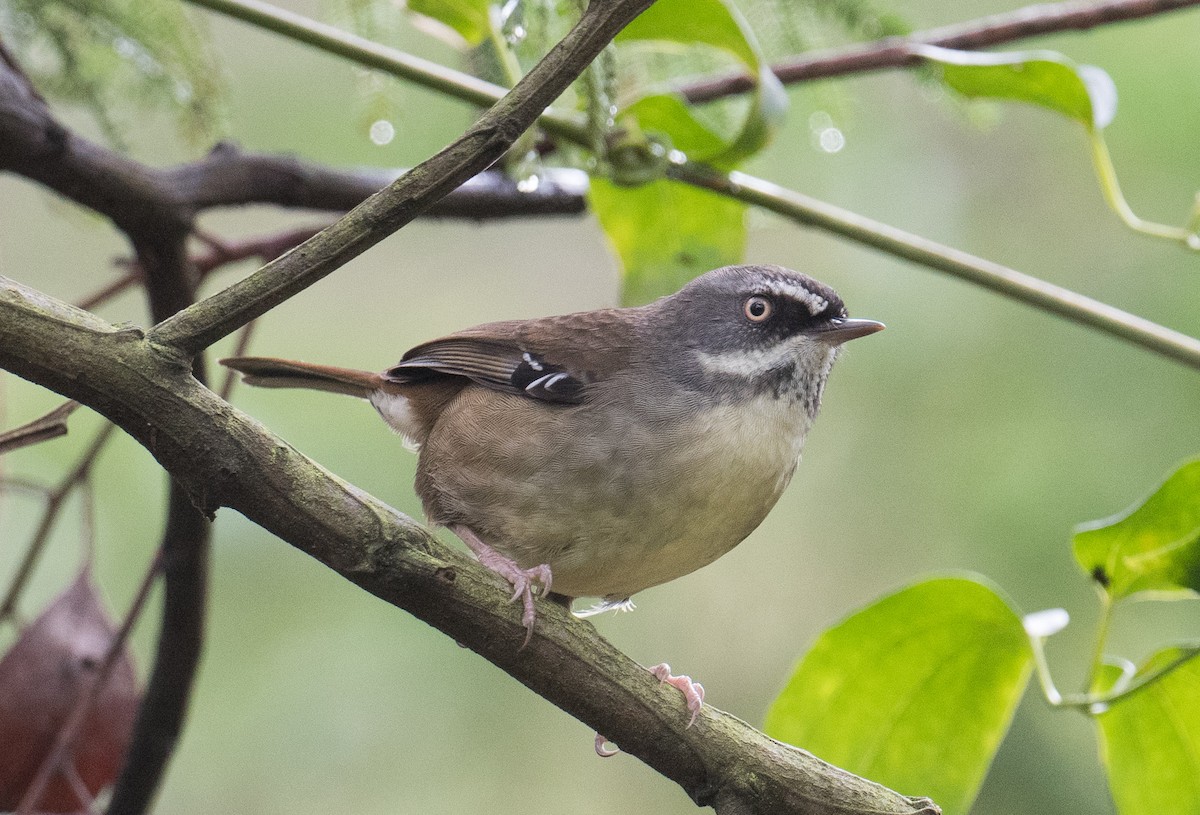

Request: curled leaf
left=616, top=0, right=787, bottom=167
left=0, top=570, right=139, bottom=811
left=915, top=45, right=1116, bottom=130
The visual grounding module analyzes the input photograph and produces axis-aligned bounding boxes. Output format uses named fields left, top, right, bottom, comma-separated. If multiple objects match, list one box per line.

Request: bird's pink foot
left=451, top=525, right=551, bottom=646
left=650, top=663, right=705, bottom=727
left=594, top=733, right=619, bottom=757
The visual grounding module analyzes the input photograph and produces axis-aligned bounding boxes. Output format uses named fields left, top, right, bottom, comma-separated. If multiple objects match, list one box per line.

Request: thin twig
left=679, top=0, right=1200, bottom=103
left=0, top=400, right=80, bottom=455
left=105, top=489, right=208, bottom=815
left=78, top=226, right=329, bottom=313
left=77, top=271, right=142, bottom=312
left=0, top=422, right=117, bottom=622
left=182, top=0, right=589, bottom=143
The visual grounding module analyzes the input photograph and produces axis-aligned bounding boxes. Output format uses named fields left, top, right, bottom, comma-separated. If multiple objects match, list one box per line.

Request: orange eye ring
left=743, top=295, right=773, bottom=322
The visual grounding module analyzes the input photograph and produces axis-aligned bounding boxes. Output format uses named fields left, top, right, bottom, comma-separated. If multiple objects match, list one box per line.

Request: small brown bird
left=223, top=264, right=881, bottom=719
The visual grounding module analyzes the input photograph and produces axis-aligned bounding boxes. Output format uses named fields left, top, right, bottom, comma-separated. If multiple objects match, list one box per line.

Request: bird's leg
left=450, top=524, right=552, bottom=646
left=650, top=663, right=705, bottom=727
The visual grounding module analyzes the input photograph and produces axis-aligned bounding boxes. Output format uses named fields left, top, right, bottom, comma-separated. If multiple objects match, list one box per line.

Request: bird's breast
left=416, top=387, right=813, bottom=599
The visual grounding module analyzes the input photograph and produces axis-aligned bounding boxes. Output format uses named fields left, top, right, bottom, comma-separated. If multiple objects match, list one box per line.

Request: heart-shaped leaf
left=764, top=576, right=1033, bottom=815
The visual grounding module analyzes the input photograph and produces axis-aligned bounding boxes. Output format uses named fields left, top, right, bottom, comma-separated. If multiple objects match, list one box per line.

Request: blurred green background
left=2, top=0, right=1199, bottom=812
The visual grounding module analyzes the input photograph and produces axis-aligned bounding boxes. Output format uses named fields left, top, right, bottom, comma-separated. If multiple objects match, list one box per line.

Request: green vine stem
left=1089, top=132, right=1200, bottom=247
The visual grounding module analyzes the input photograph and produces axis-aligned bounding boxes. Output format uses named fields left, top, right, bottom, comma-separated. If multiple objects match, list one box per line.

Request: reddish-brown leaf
left=0, top=570, right=139, bottom=811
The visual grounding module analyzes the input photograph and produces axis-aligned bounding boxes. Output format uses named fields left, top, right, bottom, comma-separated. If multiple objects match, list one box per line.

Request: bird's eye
left=743, top=295, right=773, bottom=322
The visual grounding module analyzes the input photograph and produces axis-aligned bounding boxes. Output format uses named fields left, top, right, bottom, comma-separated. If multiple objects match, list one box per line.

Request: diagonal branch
left=150, top=0, right=654, bottom=357
left=0, top=275, right=937, bottom=815
left=679, top=0, right=1200, bottom=103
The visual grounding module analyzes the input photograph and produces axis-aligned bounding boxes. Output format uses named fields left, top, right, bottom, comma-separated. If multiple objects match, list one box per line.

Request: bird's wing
left=383, top=310, right=638, bottom=406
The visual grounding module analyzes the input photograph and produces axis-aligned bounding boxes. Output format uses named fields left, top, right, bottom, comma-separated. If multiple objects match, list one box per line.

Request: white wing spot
left=522, top=352, right=544, bottom=371
left=526, top=372, right=568, bottom=392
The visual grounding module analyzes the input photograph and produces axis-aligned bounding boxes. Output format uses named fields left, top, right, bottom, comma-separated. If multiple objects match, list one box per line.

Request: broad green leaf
left=407, top=0, right=492, bottom=46
left=764, top=577, right=1033, bottom=815
left=589, top=178, right=745, bottom=304
left=1073, top=458, right=1200, bottom=601
left=615, top=0, right=786, bottom=167
left=1095, top=648, right=1200, bottom=815
left=916, top=45, right=1116, bottom=131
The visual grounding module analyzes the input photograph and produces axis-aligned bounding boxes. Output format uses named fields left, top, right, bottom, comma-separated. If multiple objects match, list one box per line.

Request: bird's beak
left=811, top=318, right=886, bottom=345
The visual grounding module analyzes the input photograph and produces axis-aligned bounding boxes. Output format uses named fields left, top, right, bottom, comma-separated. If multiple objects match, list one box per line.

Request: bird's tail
left=220, top=357, right=385, bottom=399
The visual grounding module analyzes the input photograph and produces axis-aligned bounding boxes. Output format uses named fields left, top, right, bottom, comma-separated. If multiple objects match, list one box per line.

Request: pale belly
left=415, top=389, right=812, bottom=599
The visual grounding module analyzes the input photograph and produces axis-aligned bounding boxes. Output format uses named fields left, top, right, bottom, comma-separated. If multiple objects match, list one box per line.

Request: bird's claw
left=594, top=733, right=619, bottom=757
left=451, top=525, right=552, bottom=647
left=505, top=563, right=552, bottom=646
left=650, top=663, right=705, bottom=727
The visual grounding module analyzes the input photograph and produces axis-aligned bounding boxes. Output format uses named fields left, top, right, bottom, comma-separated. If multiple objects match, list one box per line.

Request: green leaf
left=1073, top=458, right=1200, bottom=601
left=763, top=576, right=1033, bottom=815
left=614, top=0, right=786, bottom=167
left=406, top=0, right=492, bottom=46
left=916, top=45, right=1116, bottom=131
left=1095, top=648, right=1200, bottom=815
left=589, top=178, right=745, bottom=305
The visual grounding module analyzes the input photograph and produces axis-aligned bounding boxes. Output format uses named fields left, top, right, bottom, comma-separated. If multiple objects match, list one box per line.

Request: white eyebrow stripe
left=762, top=281, right=828, bottom=314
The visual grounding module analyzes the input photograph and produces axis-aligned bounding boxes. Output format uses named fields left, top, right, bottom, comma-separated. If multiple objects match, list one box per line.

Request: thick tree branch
left=163, top=144, right=588, bottom=218
left=679, top=0, right=1200, bottom=103
left=0, top=276, right=937, bottom=815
